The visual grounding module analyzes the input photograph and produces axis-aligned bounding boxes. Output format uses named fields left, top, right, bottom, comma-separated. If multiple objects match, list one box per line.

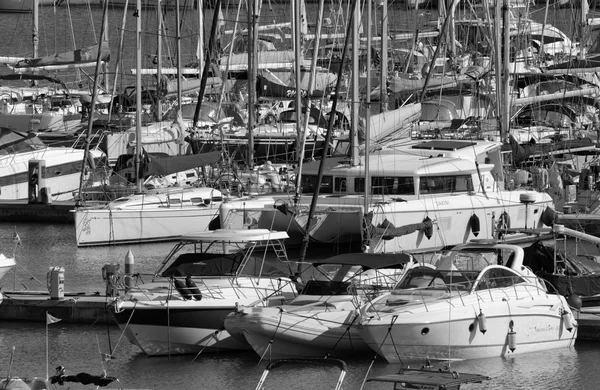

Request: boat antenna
left=298, top=0, right=358, bottom=263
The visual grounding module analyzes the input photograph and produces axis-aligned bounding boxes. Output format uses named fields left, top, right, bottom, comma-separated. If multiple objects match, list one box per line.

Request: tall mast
left=135, top=0, right=143, bottom=193
left=294, top=0, right=302, bottom=167
left=77, top=0, right=110, bottom=204
left=350, top=0, right=360, bottom=166
left=295, top=0, right=325, bottom=206
left=379, top=0, right=388, bottom=112
left=501, top=0, right=510, bottom=142
left=33, top=0, right=39, bottom=59
left=156, top=0, right=163, bottom=119
left=176, top=0, right=183, bottom=155
left=365, top=0, right=372, bottom=216
left=197, top=0, right=204, bottom=75
left=246, top=0, right=259, bottom=169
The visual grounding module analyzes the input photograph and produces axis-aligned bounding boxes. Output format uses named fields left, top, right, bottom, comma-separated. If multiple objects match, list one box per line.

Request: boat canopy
left=310, top=253, right=412, bottom=269
left=161, top=251, right=292, bottom=278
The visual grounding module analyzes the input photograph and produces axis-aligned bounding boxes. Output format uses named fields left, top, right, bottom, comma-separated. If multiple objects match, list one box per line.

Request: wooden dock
left=0, top=200, right=75, bottom=223
left=1, top=291, right=115, bottom=324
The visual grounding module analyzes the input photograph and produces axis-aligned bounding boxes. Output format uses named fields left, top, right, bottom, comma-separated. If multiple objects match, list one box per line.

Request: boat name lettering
left=436, top=200, right=449, bottom=206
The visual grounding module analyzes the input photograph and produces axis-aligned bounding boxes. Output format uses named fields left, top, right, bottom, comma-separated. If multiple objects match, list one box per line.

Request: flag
left=13, top=230, right=21, bottom=246
left=46, top=313, right=61, bottom=325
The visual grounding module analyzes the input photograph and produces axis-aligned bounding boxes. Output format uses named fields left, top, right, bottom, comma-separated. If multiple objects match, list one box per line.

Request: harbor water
left=1, top=222, right=600, bottom=390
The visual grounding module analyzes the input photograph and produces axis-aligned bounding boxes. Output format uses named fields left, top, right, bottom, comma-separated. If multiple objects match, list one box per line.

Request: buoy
left=174, top=279, right=192, bottom=300
left=562, top=309, right=574, bottom=332
left=124, top=250, right=134, bottom=290
left=477, top=309, right=487, bottom=334
left=470, top=214, right=480, bottom=237
left=422, top=216, right=433, bottom=240
left=541, top=207, right=557, bottom=227
left=185, top=276, right=202, bottom=301
left=567, top=293, right=583, bottom=310
left=498, top=211, right=510, bottom=230
left=508, top=328, right=517, bottom=352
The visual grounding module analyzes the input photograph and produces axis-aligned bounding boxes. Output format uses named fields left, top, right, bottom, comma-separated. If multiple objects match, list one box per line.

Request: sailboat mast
left=294, top=0, right=302, bottom=167
left=350, top=1, right=360, bottom=166
left=76, top=0, right=110, bottom=203
left=176, top=0, right=184, bottom=155
left=501, top=0, right=510, bottom=142
left=294, top=0, right=325, bottom=204
left=33, top=0, right=39, bottom=58
left=581, top=0, right=588, bottom=60
left=197, top=0, right=204, bottom=75
left=135, top=0, right=143, bottom=193
left=365, top=0, right=371, bottom=214
left=380, top=0, right=388, bottom=112
left=246, top=0, right=259, bottom=169
left=156, top=0, right=163, bottom=119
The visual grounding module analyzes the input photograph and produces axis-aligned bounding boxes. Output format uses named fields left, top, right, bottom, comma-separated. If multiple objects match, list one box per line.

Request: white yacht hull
left=225, top=306, right=368, bottom=359
left=112, top=278, right=298, bottom=357
left=115, top=307, right=250, bottom=356
left=74, top=204, right=221, bottom=246
left=222, top=191, right=554, bottom=253
left=0, top=148, right=103, bottom=201
left=359, top=289, right=576, bottom=363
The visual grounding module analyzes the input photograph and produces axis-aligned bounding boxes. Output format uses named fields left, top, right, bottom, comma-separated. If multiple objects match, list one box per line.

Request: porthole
left=421, top=328, right=429, bottom=335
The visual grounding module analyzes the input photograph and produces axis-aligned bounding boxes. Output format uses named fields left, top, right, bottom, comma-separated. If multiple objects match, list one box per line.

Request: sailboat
left=73, top=0, right=241, bottom=247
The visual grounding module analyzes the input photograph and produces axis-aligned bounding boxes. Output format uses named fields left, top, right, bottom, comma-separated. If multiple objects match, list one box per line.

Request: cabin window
left=300, top=175, right=333, bottom=194
left=419, top=175, right=473, bottom=194
left=372, top=177, right=414, bottom=195
left=475, top=268, right=525, bottom=290
left=355, top=178, right=365, bottom=193
left=190, top=197, right=203, bottom=205
left=168, top=198, right=182, bottom=205
left=334, top=178, right=348, bottom=193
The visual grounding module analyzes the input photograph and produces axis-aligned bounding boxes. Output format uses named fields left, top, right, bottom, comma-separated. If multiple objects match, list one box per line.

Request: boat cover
left=523, top=240, right=600, bottom=297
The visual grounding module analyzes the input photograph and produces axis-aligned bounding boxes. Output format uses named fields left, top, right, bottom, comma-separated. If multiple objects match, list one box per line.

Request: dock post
left=124, top=250, right=134, bottom=291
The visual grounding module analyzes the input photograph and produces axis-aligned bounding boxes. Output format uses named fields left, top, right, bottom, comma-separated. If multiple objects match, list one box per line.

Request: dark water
left=1, top=221, right=600, bottom=390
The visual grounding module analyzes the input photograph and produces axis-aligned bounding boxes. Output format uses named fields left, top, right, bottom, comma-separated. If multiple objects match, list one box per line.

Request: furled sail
left=10, top=40, right=110, bottom=72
